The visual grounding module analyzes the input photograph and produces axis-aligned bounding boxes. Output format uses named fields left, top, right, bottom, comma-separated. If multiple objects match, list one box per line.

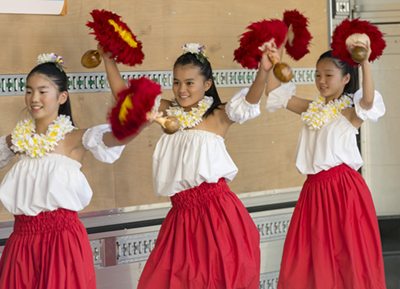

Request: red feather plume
left=234, top=19, right=288, bottom=69
left=87, top=9, right=144, bottom=66
left=283, top=10, right=312, bottom=60
left=109, top=77, right=162, bottom=140
left=331, top=18, right=386, bottom=66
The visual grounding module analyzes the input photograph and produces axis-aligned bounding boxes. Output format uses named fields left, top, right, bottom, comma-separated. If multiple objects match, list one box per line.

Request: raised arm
left=101, top=49, right=128, bottom=99
left=245, top=46, right=276, bottom=104
left=345, top=42, right=380, bottom=129
left=357, top=44, right=374, bottom=110
left=222, top=46, right=276, bottom=128
left=264, top=43, right=284, bottom=97
left=265, top=43, right=311, bottom=115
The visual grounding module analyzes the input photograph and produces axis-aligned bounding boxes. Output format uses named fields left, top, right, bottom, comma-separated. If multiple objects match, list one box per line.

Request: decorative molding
left=115, top=231, right=158, bottom=265
left=254, top=214, right=292, bottom=243
left=259, top=271, right=279, bottom=289
left=0, top=68, right=315, bottom=96
left=88, top=212, right=291, bottom=267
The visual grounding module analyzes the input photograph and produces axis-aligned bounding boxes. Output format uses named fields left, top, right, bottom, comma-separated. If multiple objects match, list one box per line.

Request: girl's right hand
left=259, top=40, right=277, bottom=72
left=146, top=110, right=163, bottom=124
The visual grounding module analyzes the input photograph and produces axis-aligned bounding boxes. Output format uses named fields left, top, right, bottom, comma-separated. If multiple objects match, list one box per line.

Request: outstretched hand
left=146, top=110, right=163, bottom=123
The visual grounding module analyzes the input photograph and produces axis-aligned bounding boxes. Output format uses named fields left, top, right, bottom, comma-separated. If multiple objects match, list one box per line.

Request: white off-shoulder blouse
left=153, top=89, right=260, bottom=197
left=266, top=83, right=386, bottom=175
left=0, top=124, right=125, bottom=216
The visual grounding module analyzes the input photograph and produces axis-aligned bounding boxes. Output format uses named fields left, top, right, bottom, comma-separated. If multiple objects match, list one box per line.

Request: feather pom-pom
left=109, top=77, right=162, bottom=140
left=87, top=9, right=144, bottom=66
left=331, top=18, right=386, bottom=66
left=234, top=19, right=288, bottom=69
left=283, top=10, right=312, bottom=60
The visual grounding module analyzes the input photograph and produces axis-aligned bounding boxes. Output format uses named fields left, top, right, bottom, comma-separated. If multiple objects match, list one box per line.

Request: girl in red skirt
left=265, top=43, right=386, bottom=288
left=102, top=42, right=279, bottom=288
left=0, top=54, right=148, bottom=288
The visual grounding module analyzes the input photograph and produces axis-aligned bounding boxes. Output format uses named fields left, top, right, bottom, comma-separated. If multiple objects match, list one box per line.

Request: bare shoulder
left=5, top=134, right=12, bottom=148
left=215, top=103, right=233, bottom=125
left=342, top=107, right=363, bottom=129
left=160, top=99, right=173, bottom=114
left=67, top=128, right=88, bottom=149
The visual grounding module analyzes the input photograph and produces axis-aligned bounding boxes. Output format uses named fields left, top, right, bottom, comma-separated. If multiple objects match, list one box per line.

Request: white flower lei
left=166, top=96, right=214, bottom=130
left=301, top=94, right=353, bottom=130
left=11, top=115, right=74, bottom=158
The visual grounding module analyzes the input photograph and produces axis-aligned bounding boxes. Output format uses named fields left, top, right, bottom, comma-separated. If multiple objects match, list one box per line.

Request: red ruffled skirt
left=0, top=208, right=96, bottom=289
left=138, top=178, right=260, bottom=289
left=278, top=164, right=386, bottom=289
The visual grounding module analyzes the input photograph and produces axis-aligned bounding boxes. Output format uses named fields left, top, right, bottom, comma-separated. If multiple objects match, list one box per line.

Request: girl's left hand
left=98, top=45, right=113, bottom=60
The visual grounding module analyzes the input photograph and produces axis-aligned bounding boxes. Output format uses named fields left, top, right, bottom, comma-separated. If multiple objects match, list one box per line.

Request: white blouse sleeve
left=0, top=135, right=14, bottom=169
left=266, top=82, right=296, bottom=112
left=152, top=94, right=162, bottom=112
left=354, top=89, right=385, bottom=122
left=82, top=124, right=125, bottom=164
left=225, top=88, right=261, bottom=124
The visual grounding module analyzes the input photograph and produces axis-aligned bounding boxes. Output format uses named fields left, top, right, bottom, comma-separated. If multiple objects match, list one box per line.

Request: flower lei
left=166, top=96, right=213, bottom=130
left=11, top=115, right=74, bottom=158
left=36, top=53, right=66, bottom=72
left=182, top=43, right=207, bottom=64
left=301, top=94, right=353, bottom=130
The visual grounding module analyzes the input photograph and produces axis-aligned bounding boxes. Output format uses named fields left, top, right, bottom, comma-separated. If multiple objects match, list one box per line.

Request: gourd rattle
left=268, top=54, right=293, bottom=83
left=153, top=116, right=180, bottom=135
left=81, top=50, right=102, bottom=68
left=331, top=18, right=386, bottom=66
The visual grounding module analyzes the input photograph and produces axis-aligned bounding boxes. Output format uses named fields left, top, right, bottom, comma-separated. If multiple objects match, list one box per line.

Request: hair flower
left=182, top=43, right=207, bottom=64
left=36, top=53, right=66, bottom=72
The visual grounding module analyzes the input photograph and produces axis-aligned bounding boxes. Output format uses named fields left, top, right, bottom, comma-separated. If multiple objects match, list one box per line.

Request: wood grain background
left=0, top=0, right=328, bottom=221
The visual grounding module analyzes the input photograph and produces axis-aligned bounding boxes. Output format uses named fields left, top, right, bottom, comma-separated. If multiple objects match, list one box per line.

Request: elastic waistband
left=171, top=178, right=229, bottom=210
left=14, top=208, right=79, bottom=234
left=306, top=164, right=355, bottom=182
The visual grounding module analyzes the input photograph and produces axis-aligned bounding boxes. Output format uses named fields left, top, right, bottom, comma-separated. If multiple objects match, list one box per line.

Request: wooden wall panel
left=0, top=0, right=328, bottom=221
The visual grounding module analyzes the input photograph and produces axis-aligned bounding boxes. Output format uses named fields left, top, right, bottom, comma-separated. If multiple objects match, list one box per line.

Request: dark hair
left=317, top=50, right=358, bottom=95
left=27, top=63, right=75, bottom=125
left=173, top=53, right=223, bottom=118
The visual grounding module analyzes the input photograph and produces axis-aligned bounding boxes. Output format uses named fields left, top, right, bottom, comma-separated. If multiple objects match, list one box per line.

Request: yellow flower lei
left=301, top=94, right=353, bottom=130
left=166, top=96, right=213, bottom=130
left=11, top=115, right=74, bottom=158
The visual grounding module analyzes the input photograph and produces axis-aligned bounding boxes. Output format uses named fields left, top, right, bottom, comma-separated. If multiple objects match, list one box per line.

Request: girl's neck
left=183, top=103, right=200, bottom=112
left=325, top=94, right=343, bottom=103
left=34, top=115, right=58, bottom=134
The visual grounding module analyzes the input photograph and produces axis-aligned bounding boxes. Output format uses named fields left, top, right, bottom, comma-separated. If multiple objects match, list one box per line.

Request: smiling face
left=25, top=73, right=67, bottom=122
left=172, top=64, right=212, bottom=111
left=315, top=58, right=350, bottom=102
